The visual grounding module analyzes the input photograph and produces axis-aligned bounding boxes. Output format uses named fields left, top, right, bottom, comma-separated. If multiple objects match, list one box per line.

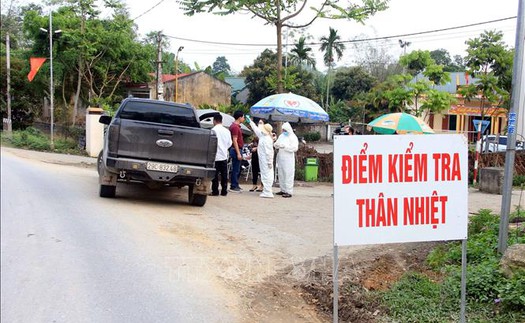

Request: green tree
left=330, top=66, right=376, bottom=102
left=319, top=27, right=346, bottom=109
left=241, top=49, right=319, bottom=106
left=22, top=2, right=154, bottom=125
left=179, top=0, right=388, bottom=93
left=241, top=50, right=277, bottom=105
left=423, top=64, right=450, bottom=86
left=289, top=36, right=316, bottom=70
left=399, top=50, right=435, bottom=76
left=212, top=56, right=232, bottom=76
left=369, top=74, right=413, bottom=116
left=460, top=30, right=511, bottom=133
left=429, top=48, right=465, bottom=72
left=0, top=56, right=43, bottom=129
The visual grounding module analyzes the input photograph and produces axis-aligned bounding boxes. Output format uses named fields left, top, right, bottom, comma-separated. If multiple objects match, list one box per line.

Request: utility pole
left=40, top=11, right=61, bottom=149
left=174, top=46, right=183, bottom=102
left=49, top=11, right=55, bottom=149
left=498, top=0, right=524, bottom=254
left=5, top=33, right=12, bottom=133
left=399, top=39, right=411, bottom=74
left=155, top=31, right=164, bottom=101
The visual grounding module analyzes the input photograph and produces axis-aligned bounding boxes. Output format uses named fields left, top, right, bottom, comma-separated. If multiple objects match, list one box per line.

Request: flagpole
left=49, top=10, right=54, bottom=150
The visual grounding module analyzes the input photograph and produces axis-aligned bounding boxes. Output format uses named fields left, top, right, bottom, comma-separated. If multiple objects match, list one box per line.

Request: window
left=118, top=101, right=199, bottom=127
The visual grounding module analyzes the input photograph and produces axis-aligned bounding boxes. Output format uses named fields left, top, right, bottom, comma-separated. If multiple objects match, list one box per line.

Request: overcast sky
left=124, top=0, right=520, bottom=73
left=7, top=0, right=518, bottom=73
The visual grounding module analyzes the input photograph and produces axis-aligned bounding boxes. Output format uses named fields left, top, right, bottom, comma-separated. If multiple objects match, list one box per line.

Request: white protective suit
left=249, top=120, right=274, bottom=198
left=274, top=122, right=299, bottom=195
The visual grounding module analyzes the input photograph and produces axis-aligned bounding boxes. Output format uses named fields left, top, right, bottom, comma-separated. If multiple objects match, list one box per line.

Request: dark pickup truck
left=97, top=98, right=217, bottom=206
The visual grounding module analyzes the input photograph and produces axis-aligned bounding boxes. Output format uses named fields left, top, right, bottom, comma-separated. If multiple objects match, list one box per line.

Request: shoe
left=209, top=192, right=219, bottom=196
left=276, top=191, right=285, bottom=195
left=221, top=192, right=228, bottom=196
left=229, top=187, right=242, bottom=193
left=259, top=193, right=274, bottom=198
left=249, top=186, right=258, bottom=192
left=256, top=188, right=263, bottom=192
left=282, top=193, right=292, bottom=198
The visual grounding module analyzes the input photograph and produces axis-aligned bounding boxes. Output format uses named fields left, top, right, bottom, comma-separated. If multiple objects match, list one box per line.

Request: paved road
left=1, top=148, right=239, bottom=322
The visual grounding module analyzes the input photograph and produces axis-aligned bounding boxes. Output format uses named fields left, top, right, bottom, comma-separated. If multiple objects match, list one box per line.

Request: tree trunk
left=275, top=0, right=283, bottom=94
left=73, top=61, right=82, bottom=126
left=325, top=67, right=331, bottom=110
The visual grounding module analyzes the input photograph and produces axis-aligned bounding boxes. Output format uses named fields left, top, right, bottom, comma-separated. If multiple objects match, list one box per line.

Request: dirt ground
left=3, top=147, right=524, bottom=322
left=243, top=242, right=442, bottom=322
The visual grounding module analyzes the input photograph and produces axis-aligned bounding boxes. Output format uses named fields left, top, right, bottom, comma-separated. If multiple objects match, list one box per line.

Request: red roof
left=148, top=73, right=190, bottom=83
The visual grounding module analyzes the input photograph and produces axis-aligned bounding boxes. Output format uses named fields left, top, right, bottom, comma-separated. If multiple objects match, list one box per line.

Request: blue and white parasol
left=250, top=92, right=329, bottom=123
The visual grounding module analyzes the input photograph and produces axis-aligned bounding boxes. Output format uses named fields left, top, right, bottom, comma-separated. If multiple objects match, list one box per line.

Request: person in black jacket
left=248, top=136, right=261, bottom=192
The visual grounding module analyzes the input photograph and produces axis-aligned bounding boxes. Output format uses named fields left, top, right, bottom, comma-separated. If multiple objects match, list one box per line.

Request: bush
left=6, top=127, right=87, bottom=155
left=514, top=175, right=525, bottom=186
left=382, top=210, right=525, bottom=321
left=302, top=131, right=321, bottom=142
left=9, top=127, right=50, bottom=150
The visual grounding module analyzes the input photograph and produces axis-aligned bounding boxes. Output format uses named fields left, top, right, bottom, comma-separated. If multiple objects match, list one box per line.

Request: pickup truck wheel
left=188, top=186, right=207, bottom=206
left=97, top=150, right=104, bottom=175
left=100, top=185, right=116, bottom=198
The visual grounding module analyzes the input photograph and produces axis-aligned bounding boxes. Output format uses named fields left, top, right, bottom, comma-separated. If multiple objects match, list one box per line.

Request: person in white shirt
left=211, top=114, right=232, bottom=196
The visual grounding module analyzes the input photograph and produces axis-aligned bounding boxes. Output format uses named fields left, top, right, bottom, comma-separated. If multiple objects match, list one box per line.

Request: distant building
left=125, top=72, right=231, bottom=108
left=414, top=72, right=508, bottom=142
left=224, top=77, right=249, bottom=104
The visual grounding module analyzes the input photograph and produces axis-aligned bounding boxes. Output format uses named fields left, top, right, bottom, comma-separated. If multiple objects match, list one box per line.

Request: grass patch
left=379, top=209, right=525, bottom=322
left=2, top=127, right=88, bottom=156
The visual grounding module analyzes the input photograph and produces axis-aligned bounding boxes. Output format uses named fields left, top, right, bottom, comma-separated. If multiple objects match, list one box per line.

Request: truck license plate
left=146, top=162, right=179, bottom=173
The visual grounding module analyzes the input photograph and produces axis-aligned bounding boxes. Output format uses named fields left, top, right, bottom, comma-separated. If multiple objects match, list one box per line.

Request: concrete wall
left=164, top=72, right=231, bottom=107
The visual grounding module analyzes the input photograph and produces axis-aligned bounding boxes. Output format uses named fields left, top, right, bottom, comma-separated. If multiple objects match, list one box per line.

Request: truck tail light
left=107, top=123, right=120, bottom=156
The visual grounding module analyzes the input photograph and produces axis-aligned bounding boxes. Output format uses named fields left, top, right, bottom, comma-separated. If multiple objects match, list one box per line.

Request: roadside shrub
left=383, top=210, right=525, bottom=321
left=9, top=127, right=50, bottom=150
left=382, top=272, right=456, bottom=321
left=513, top=175, right=525, bottom=186
left=302, top=132, right=321, bottom=142
left=6, top=127, right=87, bottom=155
left=497, top=271, right=525, bottom=308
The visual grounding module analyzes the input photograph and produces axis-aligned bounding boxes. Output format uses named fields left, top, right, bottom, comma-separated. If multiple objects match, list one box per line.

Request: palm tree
left=289, top=36, right=316, bottom=70
left=319, top=28, right=346, bottom=109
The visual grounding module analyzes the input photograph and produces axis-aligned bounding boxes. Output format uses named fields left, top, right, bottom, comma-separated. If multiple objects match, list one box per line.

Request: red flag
left=27, top=57, right=47, bottom=82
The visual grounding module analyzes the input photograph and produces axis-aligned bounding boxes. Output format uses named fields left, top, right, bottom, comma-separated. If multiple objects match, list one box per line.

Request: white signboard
left=333, top=134, right=468, bottom=246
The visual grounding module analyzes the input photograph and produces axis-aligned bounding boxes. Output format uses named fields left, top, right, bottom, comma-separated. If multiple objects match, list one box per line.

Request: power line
left=338, top=16, right=517, bottom=45
left=132, top=0, right=167, bottom=21
left=164, top=16, right=517, bottom=47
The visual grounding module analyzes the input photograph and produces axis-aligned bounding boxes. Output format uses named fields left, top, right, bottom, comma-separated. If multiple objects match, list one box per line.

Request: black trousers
left=251, top=151, right=260, bottom=185
left=212, top=159, right=228, bottom=195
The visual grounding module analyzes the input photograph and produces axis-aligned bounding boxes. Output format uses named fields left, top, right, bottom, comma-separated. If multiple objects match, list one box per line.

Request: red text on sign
left=432, top=153, right=461, bottom=181
left=403, top=191, right=448, bottom=229
left=341, top=154, right=383, bottom=184
left=356, top=193, right=398, bottom=227
left=388, top=153, right=428, bottom=183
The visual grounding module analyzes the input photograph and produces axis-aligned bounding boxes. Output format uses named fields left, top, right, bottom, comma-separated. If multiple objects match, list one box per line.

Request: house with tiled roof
left=414, top=72, right=508, bottom=141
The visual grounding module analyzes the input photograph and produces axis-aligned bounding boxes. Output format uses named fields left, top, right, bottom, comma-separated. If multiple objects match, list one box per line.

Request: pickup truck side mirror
left=99, top=115, right=112, bottom=125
